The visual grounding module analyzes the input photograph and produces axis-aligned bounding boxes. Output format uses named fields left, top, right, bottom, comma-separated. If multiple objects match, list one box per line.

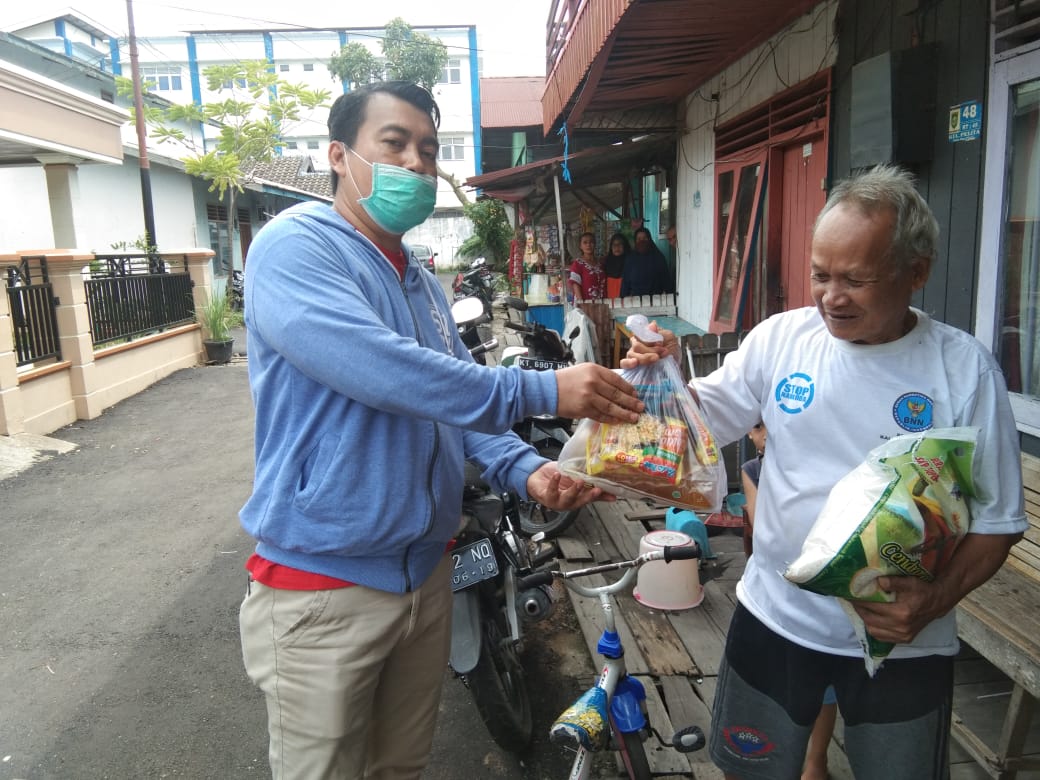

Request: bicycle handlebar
left=517, top=571, right=553, bottom=589
left=517, top=544, right=702, bottom=595
left=664, top=546, right=701, bottom=563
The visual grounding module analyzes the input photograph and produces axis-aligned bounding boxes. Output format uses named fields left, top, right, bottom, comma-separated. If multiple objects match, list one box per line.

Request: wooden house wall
left=830, top=0, right=989, bottom=334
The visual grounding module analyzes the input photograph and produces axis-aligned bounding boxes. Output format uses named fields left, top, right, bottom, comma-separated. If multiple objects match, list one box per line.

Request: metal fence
left=84, top=254, right=195, bottom=347
left=5, top=256, right=61, bottom=367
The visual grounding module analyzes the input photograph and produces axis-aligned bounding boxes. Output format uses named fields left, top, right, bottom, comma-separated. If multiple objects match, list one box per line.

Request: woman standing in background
left=603, top=232, right=629, bottom=300
left=568, top=232, right=607, bottom=302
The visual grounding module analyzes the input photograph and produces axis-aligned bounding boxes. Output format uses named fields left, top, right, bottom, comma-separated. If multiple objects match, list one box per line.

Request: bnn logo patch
left=892, top=392, right=934, bottom=432
left=723, top=725, right=776, bottom=757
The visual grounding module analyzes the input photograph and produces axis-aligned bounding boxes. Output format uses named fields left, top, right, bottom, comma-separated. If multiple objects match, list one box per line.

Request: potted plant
left=197, top=290, right=234, bottom=364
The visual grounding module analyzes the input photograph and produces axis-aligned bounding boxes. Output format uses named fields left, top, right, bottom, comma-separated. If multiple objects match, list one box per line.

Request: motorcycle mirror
left=451, top=296, right=485, bottom=325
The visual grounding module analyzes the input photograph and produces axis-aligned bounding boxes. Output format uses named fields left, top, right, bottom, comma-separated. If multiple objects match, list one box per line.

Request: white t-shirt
left=695, top=307, right=1027, bottom=658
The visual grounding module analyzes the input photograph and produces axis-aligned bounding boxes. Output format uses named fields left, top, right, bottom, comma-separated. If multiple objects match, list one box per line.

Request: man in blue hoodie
left=238, top=81, right=644, bottom=780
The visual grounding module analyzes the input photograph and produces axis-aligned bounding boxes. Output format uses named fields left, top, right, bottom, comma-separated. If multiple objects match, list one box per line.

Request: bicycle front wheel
left=617, top=727, right=652, bottom=780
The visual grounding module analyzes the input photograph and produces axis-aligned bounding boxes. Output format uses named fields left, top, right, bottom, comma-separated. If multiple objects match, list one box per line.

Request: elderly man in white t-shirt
left=624, top=164, right=1026, bottom=780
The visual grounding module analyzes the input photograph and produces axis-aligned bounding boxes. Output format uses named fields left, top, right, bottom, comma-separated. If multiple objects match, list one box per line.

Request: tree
left=326, top=20, right=470, bottom=207
left=122, top=61, right=330, bottom=271
left=327, top=18, right=449, bottom=93
left=327, top=42, right=381, bottom=89
left=456, top=198, right=513, bottom=271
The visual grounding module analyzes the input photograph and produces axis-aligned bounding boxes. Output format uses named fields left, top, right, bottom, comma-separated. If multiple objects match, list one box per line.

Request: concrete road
left=0, top=357, right=595, bottom=779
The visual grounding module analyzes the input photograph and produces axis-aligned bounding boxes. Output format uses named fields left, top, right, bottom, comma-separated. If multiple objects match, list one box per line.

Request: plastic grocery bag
left=784, top=428, right=978, bottom=675
left=557, top=315, right=726, bottom=512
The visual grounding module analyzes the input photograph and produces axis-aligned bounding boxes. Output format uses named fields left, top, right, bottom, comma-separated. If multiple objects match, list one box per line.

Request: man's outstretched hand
left=527, top=461, right=615, bottom=510
left=555, top=363, right=642, bottom=425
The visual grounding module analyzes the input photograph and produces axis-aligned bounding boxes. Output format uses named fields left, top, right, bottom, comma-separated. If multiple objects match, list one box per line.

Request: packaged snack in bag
left=557, top=316, right=725, bottom=511
left=784, top=428, right=978, bottom=675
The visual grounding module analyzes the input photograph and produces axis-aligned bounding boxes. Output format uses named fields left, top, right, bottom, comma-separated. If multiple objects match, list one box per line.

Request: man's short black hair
left=327, top=81, right=441, bottom=194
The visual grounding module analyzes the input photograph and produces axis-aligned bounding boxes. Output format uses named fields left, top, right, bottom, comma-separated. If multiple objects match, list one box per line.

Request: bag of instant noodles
left=557, top=315, right=725, bottom=512
left=784, top=428, right=978, bottom=675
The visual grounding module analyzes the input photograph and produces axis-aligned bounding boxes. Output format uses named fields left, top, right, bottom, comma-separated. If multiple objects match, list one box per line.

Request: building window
left=303, top=63, right=314, bottom=72
left=438, top=136, right=465, bottom=161
left=279, top=63, right=290, bottom=72
left=439, top=58, right=461, bottom=84
left=307, top=140, right=320, bottom=150
left=140, top=65, right=183, bottom=91
left=285, top=141, right=298, bottom=149
left=207, top=204, right=231, bottom=275
left=997, top=76, right=1040, bottom=400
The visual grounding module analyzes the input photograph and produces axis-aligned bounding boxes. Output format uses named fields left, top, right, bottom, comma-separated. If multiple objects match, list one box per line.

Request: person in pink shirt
left=568, top=232, right=606, bottom=302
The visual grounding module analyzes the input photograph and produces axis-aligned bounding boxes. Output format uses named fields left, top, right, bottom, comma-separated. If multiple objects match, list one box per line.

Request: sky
left=6, top=0, right=552, bottom=77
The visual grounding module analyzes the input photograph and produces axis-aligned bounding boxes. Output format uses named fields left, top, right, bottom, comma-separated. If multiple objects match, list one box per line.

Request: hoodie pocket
left=292, top=431, right=345, bottom=522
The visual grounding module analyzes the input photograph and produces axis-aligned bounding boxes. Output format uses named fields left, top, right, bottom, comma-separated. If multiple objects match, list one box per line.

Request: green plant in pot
left=197, top=290, right=234, bottom=364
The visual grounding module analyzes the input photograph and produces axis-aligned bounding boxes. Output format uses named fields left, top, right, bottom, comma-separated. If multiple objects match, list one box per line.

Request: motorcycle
left=228, top=269, right=244, bottom=311
left=448, top=296, right=557, bottom=752
left=452, top=257, right=497, bottom=317
left=450, top=297, right=497, bottom=366
left=449, top=460, right=558, bottom=752
left=499, top=296, right=581, bottom=538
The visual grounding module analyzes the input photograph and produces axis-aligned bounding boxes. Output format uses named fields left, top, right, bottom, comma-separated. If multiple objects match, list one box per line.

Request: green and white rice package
left=784, top=428, right=978, bottom=675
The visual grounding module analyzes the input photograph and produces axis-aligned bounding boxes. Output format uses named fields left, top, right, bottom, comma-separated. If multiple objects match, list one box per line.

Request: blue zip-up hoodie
left=240, top=202, right=558, bottom=593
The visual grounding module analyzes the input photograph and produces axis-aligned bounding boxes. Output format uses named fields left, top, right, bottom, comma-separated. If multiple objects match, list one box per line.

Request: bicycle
left=520, top=543, right=707, bottom=779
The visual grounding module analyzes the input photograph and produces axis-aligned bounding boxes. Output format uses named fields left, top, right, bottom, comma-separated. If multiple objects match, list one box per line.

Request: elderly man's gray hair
left=814, top=164, right=939, bottom=269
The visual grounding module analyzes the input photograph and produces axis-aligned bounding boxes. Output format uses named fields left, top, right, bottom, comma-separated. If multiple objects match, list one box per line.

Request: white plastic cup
left=526, top=273, right=548, bottom=304
left=633, top=530, right=704, bottom=610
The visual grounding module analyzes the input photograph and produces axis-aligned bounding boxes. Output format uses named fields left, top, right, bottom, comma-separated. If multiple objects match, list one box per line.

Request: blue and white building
left=3, top=10, right=486, bottom=267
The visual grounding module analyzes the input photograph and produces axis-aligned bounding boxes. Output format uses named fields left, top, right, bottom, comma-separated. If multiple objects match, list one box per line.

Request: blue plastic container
left=664, top=508, right=714, bottom=559
left=526, top=304, right=564, bottom=335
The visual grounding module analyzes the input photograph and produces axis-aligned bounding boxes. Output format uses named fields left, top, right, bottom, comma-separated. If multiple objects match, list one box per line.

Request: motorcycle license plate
left=451, top=538, right=499, bottom=591
left=516, top=356, right=569, bottom=371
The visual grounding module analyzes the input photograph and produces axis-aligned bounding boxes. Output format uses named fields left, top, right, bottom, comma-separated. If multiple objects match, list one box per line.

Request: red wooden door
left=776, top=136, right=827, bottom=312
left=710, top=149, right=768, bottom=333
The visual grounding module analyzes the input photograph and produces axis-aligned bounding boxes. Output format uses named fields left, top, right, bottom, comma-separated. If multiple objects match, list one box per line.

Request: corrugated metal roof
left=480, top=77, right=545, bottom=128
left=543, top=0, right=821, bottom=134
left=465, top=132, right=673, bottom=191
left=465, top=131, right=674, bottom=224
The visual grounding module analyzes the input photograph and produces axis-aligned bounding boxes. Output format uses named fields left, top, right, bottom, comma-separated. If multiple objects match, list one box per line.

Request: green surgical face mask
left=345, top=146, right=437, bottom=235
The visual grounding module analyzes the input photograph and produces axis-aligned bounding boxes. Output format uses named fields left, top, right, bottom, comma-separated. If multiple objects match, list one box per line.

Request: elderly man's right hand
left=555, top=364, right=642, bottom=425
left=620, top=322, right=680, bottom=369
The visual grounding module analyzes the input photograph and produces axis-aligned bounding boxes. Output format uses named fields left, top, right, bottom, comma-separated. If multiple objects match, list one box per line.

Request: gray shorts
left=708, top=603, right=952, bottom=780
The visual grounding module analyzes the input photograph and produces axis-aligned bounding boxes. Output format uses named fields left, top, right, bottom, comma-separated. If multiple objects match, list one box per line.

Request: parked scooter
left=449, top=464, right=558, bottom=753
left=500, top=296, right=580, bottom=538
left=452, top=257, right=497, bottom=317
left=451, top=297, right=497, bottom=366
left=449, top=297, right=558, bottom=752
left=228, top=269, right=244, bottom=311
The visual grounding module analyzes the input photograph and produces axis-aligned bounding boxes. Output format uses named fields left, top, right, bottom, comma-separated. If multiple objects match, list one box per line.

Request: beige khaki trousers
left=240, top=555, right=453, bottom=780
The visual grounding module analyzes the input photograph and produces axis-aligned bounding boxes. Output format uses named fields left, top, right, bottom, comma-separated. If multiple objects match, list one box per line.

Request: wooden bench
left=953, top=452, right=1040, bottom=779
